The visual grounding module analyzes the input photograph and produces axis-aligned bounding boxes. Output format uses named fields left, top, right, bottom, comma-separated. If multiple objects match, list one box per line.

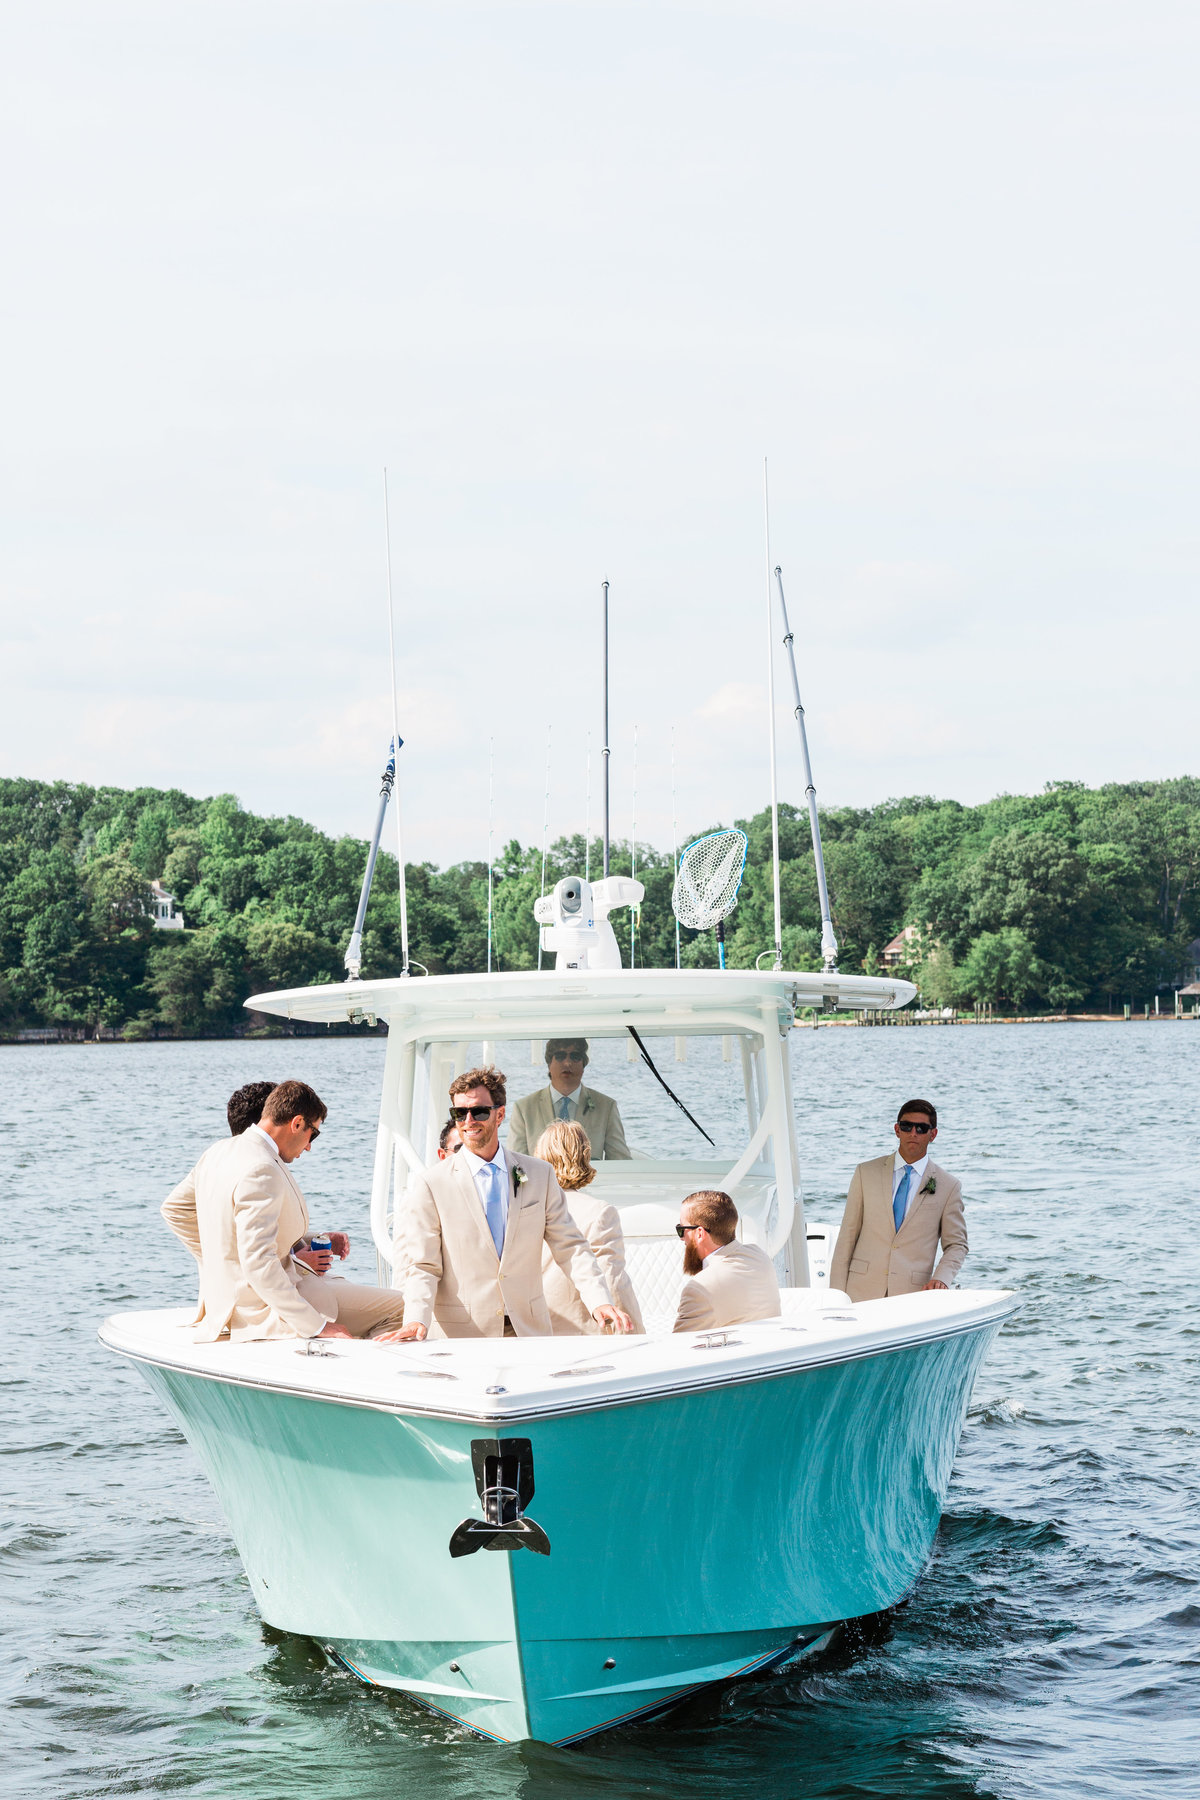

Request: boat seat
left=625, top=1236, right=686, bottom=1321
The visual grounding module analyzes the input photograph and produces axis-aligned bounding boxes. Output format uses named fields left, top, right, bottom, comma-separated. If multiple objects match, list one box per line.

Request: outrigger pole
left=382, top=468, right=411, bottom=975
left=763, top=460, right=783, bottom=970
left=601, top=578, right=611, bottom=879
left=774, top=564, right=838, bottom=972
left=344, top=739, right=399, bottom=981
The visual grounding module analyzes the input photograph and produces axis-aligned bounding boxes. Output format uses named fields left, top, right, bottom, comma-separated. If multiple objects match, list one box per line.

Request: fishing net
left=672, top=829, right=748, bottom=930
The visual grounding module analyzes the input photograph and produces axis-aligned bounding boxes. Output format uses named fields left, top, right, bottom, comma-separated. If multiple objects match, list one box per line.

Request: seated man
left=161, top=1079, right=406, bottom=1342
left=672, top=1189, right=780, bottom=1332
left=436, top=1118, right=463, bottom=1160
left=395, top=1066, right=633, bottom=1340
left=830, top=1098, right=967, bottom=1302
left=505, top=1037, right=631, bottom=1160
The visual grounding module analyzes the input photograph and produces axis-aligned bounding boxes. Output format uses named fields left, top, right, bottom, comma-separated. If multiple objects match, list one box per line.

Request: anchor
left=448, top=1437, right=551, bottom=1558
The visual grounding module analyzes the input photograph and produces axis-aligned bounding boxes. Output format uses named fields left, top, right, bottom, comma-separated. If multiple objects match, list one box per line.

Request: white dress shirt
left=462, top=1141, right=511, bottom=1242
left=249, top=1122, right=280, bottom=1160
left=548, top=1086, right=580, bottom=1123
left=892, top=1149, right=929, bottom=1224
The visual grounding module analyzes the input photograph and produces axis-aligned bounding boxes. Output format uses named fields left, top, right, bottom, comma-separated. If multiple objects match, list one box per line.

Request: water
left=3, top=1023, right=1199, bottom=1798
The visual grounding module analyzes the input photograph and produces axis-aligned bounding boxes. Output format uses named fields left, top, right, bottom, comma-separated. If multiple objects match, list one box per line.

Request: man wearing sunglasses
left=505, top=1038, right=631, bottom=1161
left=393, top=1066, right=634, bottom=1341
left=672, top=1189, right=780, bottom=1333
left=162, top=1078, right=407, bottom=1343
left=830, top=1098, right=968, bottom=1303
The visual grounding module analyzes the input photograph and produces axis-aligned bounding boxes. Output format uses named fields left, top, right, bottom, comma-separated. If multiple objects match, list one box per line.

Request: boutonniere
left=920, top=1176, right=937, bottom=1196
left=511, top=1165, right=528, bottom=1196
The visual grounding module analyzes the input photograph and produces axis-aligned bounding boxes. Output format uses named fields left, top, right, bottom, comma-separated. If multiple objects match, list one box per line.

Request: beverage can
left=309, top=1235, right=332, bottom=1253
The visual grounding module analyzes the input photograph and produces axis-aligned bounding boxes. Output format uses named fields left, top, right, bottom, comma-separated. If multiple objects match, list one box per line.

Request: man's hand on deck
left=316, top=1320, right=352, bottom=1339
left=593, top=1304, right=635, bottom=1334
left=922, top=1279, right=948, bottom=1291
left=374, top=1322, right=428, bottom=1342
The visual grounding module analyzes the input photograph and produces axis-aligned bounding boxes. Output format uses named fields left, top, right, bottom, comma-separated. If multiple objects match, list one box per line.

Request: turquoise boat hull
left=133, top=1317, right=1000, bottom=1744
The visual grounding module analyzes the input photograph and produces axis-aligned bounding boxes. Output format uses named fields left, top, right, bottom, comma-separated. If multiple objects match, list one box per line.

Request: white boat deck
left=101, top=1287, right=1019, bottom=1426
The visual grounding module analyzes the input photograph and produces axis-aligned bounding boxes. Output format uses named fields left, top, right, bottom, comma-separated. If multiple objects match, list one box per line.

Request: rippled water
left=4, top=1022, right=1199, bottom=1798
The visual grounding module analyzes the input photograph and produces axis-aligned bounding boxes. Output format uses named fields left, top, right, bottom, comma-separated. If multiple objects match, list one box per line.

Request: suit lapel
left=498, top=1152, right=536, bottom=1269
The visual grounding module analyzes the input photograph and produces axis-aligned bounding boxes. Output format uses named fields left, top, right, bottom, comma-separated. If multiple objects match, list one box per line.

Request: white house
left=148, top=880, right=185, bottom=931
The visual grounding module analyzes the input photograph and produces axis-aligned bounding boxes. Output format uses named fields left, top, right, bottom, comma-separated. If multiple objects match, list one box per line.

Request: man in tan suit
left=161, top=1079, right=407, bottom=1342
left=505, top=1038, right=632, bottom=1160
left=673, top=1189, right=780, bottom=1332
left=393, top=1067, right=634, bottom=1341
left=830, top=1097, right=968, bottom=1303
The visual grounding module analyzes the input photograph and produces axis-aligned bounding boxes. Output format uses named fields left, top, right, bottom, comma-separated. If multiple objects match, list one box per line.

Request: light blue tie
left=893, top=1164, right=913, bottom=1233
left=482, top=1161, right=506, bottom=1256
left=556, top=1093, right=571, bottom=1122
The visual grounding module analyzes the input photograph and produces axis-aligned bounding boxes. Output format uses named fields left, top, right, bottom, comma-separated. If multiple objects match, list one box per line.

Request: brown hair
left=438, top=1117, right=461, bottom=1152
left=227, top=1080, right=277, bottom=1135
left=449, top=1066, right=507, bottom=1108
left=261, top=1079, right=328, bottom=1127
left=682, top=1188, right=738, bottom=1245
left=533, top=1120, right=595, bottom=1191
left=896, top=1097, right=937, bottom=1127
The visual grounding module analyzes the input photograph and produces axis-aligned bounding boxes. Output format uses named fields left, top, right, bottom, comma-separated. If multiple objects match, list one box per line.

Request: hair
left=896, top=1098, right=937, bottom=1128
left=533, top=1120, right=595, bottom=1191
left=261, top=1079, right=328, bottom=1127
left=227, top=1080, right=277, bottom=1136
left=682, top=1189, right=738, bottom=1245
left=544, top=1037, right=589, bottom=1068
left=438, top=1117, right=461, bottom=1152
left=449, top=1066, right=507, bottom=1108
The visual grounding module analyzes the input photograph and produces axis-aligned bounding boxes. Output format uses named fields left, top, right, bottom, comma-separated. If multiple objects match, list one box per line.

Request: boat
left=100, top=885, right=1019, bottom=1745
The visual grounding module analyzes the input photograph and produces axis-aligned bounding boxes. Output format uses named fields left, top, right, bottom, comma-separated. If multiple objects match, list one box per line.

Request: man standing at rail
left=393, top=1066, right=633, bottom=1340
left=830, top=1098, right=968, bottom=1301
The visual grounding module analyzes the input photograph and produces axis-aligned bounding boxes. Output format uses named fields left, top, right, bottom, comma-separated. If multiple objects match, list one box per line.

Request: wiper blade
left=626, top=1025, right=715, bottom=1148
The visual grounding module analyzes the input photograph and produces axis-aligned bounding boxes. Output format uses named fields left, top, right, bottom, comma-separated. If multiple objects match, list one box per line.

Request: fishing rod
left=344, top=738, right=401, bottom=981
left=774, top=564, right=838, bottom=972
left=626, top=1026, right=715, bottom=1147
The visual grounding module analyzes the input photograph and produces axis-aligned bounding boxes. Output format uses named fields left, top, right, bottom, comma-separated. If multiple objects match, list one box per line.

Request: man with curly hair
left=393, top=1066, right=634, bottom=1340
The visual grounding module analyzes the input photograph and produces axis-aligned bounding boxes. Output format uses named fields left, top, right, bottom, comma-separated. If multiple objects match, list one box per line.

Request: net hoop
left=671, top=829, right=748, bottom=930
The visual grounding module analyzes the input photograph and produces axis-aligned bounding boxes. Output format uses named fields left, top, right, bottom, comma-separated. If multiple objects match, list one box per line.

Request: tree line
left=1, top=774, right=1197, bottom=1038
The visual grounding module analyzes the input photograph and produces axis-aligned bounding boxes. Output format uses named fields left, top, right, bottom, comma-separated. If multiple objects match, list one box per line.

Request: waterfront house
left=148, top=881, right=185, bottom=931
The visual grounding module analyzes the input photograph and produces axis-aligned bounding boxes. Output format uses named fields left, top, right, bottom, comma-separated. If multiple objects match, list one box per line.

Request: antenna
left=584, top=728, right=592, bottom=885
left=344, top=739, right=398, bottom=981
left=382, top=468, right=410, bottom=976
left=601, top=579, right=611, bottom=879
left=763, top=460, right=783, bottom=971
left=537, top=723, right=552, bottom=971
left=775, top=564, right=838, bottom=972
left=486, top=736, right=495, bottom=975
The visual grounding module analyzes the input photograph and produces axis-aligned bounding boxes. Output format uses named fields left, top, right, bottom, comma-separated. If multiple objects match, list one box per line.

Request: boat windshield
left=420, top=1030, right=765, bottom=1167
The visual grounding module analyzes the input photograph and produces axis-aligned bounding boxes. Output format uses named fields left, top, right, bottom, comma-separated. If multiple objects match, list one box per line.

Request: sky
left=2, top=1, right=1198, bottom=866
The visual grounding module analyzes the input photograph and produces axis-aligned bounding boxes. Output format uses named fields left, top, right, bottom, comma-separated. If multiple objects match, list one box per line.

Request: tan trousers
left=295, top=1271, right=406, bottom=1338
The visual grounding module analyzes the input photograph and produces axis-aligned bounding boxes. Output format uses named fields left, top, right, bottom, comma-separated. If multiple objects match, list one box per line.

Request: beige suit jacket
left=541, top=1187, right=644, bottom=1334
left=506, top=1084, right=632, bottom=1160
left=402, top=1148, right=611, bottom=1337
left=829, top=1154, right=968, bottom=1302
left=673, top=1241, right=781, bottom=1333
left=161, top=1130, right=332, bottom=1342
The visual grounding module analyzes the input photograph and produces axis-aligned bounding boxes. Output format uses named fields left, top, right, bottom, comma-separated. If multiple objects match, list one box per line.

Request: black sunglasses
left=897, top=1120, right=933, bottom=1135
left=675, top=1223, right=702, bottom=1238
left=302, top=1122, right=321, bottom=1140
left=450, top=1104, right=495, bottom=1123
